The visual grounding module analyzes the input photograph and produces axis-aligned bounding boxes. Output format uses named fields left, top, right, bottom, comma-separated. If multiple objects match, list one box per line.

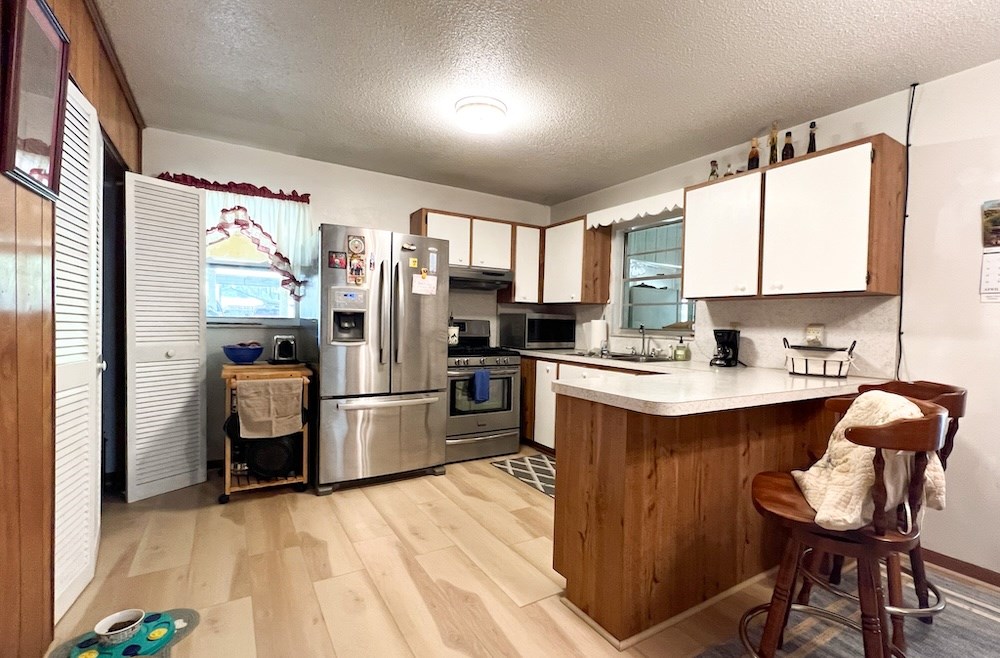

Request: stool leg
left=886, top=553, right=907, bottom=652
left=829, top=554, right=845, bottom=585
left=759, top=538, right=803, bottom=658
left=795, top=549, right=825, bottom=605
left=909, top=546, right=933, bottom=624
left=857, top=557, right=888, bottom=658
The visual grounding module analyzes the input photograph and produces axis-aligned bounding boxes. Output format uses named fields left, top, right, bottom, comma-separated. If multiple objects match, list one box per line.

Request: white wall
left=553, top=58, right=1000, bottom=573
left=142, top=128, right=550, bottom=230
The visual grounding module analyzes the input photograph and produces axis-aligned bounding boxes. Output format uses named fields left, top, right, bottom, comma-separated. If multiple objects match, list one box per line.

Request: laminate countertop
left=547, top=362, right=882, bottom=416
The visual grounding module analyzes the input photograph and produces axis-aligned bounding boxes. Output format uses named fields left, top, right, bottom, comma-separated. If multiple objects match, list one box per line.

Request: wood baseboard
left=519, top=439, right=554, bottom=456
left=922, top=549, right=1000, bottom=588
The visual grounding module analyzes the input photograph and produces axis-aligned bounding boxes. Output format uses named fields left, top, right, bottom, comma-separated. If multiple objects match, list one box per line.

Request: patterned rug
left=491, top=453, right=555, bottom=497
left=698, top=564, right=1000, bottom=657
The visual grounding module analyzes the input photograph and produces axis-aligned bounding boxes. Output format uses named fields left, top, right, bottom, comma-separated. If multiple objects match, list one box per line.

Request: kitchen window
left=619, top=217, right=695, bottom=333
left=206, top=233, right=298, bottom=320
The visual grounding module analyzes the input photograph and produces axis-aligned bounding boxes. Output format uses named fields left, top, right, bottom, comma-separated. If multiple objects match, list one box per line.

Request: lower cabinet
left=533, top=361, right=559, bottom=449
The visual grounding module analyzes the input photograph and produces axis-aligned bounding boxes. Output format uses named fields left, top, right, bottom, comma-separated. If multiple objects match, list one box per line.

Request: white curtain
left=204, top=190, right=311, bottom=268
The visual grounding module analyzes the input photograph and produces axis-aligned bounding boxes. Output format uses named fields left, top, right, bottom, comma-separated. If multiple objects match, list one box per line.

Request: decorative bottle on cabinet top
left=807, top=121, right=817, bottom=153
left=768, top=121, right=779, bottom=164
left=781, top=131, right=794, bottom=161
left=748, top=137, right=760, bottom=170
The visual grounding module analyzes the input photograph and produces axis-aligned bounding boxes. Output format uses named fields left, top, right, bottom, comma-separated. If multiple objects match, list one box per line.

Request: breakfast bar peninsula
left=550, top=366, right=880, bottom=647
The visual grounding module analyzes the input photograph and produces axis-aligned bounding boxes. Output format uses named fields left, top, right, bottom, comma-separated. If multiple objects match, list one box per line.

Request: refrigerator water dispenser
left=329, top=287, right=368, bottom=342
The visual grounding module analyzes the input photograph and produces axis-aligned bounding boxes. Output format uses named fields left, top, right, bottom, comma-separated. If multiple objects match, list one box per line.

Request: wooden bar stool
left=739, top=395, right=948, bottom=658
left=802, top=381, right=967, bottom=650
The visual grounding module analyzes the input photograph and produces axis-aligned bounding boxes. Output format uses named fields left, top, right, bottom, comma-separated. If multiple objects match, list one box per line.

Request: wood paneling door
left=53, top=82, right=103, bottom=620
left=125, top=174, right=206, bottom=501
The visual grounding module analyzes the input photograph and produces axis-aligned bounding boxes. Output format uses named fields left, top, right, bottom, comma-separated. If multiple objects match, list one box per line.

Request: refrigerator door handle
left=394, top=262, right=404, bottom=364
left=337, top=396, right=439, bottom=411
left=378, top=260, right=387, bottom=364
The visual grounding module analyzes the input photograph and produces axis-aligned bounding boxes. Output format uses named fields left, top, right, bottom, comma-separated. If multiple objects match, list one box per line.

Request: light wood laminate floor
left=53, top=453, right=776, bottom=657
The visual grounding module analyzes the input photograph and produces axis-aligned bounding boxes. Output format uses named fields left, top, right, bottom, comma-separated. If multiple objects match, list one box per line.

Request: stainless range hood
left=449, top=267, right=513, bottom=290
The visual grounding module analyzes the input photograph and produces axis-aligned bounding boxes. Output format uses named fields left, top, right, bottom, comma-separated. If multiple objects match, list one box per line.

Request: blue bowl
left=223, top=344, right=264, bottom=364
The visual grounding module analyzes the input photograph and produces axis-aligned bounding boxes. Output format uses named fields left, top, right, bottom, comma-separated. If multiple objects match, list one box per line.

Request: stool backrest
left=857, top=380, right=967, bottom=469
left=824, top=395, right=948, bottom=535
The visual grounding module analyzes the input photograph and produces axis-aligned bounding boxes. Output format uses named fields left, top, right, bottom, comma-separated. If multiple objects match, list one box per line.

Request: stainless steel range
left=446, top=319, right=521, bottom=463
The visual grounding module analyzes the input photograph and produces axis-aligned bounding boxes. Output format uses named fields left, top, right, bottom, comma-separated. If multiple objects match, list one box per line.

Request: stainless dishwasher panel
left=318, top=393, right=445, bottom=485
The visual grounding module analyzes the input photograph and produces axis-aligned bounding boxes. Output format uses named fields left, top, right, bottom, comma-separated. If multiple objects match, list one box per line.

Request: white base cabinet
left=533, top=361, right=558, bottom=449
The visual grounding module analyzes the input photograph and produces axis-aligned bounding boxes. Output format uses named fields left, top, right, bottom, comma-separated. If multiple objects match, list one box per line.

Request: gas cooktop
left=448, top=345, right=521, bottom=357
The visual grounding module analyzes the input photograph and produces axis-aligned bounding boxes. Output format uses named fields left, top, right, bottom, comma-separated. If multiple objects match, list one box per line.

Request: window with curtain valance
left=157, top=173, right=312, bottom=320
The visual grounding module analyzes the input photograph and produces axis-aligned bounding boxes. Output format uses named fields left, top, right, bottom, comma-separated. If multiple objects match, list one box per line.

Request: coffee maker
left=710, top=329, right=740, bottom=367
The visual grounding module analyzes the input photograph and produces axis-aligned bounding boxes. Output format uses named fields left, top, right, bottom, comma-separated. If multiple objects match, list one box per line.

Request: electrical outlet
left=730, top=322, right=741, bottom=330
left=805, top=324, right=825, bottom=346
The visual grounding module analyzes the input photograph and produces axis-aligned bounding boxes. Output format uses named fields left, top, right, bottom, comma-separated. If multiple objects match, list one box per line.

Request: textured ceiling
left=95, top=0, right=1000, bottom=205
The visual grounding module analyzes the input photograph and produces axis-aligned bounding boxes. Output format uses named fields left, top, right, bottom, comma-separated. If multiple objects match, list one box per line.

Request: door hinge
left=866, top=271, right=871, bottom=284
left=871, top=148, right=876, bottom=162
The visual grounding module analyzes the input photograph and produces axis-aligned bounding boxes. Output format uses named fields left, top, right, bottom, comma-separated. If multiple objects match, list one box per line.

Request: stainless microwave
left=498, top=313, right=576, bottom=350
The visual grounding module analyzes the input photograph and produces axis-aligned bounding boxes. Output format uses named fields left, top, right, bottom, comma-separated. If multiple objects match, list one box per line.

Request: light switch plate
left=805, top=324, right=825, bottom=345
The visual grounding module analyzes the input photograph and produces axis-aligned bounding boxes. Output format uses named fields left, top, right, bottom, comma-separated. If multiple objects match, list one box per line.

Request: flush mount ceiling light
left=455, top=96, right=507, bottom=134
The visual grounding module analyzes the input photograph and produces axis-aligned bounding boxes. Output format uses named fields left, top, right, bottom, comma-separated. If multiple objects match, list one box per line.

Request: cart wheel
left=218, top=494, right=230, bottom=504
left=217, top=468, right=224, bottom=477
left=292, top=483, right=308, bottom=493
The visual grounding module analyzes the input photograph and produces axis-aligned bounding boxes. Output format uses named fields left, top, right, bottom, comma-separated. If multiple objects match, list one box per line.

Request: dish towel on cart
left=236, top=378, right=302, bottom=439
left=792, top=390, right=946, bottom=531
left=471, top=369, right=491, bottom=403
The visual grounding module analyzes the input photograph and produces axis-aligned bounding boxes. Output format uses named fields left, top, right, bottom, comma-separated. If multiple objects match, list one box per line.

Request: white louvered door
left=54, top=83, right=103, bottom=621
left=125, top=173, right=206, bottom=502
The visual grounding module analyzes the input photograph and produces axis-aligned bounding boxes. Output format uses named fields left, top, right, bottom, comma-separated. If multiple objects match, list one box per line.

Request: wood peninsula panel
left=519, top=357, right=536, bottom=441
left=49, top=0, right=144, bottom=170
left=0, top=179, right=56, bottom=655
left=553, top=394, right=835, bottom=642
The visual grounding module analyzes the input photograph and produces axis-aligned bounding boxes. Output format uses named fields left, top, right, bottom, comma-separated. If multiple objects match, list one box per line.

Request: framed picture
left=0, top=0, right=70, bottom=201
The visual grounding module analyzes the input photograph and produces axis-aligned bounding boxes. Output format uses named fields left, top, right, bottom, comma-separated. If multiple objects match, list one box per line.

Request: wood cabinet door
left=426, top=212, right=471, bottom=266
left=533, top=361, right=559, bottom=449
left=762, top=143, right=873, bottom=295
left=513, top=225, right=540, bottom=303
left=471, top=219, right=512, bottom=269
left=543, top=220, right=584, bottom=303
left=682, top=172, right=762, bottom=298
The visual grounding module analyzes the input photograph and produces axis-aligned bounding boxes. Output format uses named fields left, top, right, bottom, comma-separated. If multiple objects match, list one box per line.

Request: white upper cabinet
left=471, top=219, right=512, bottom=269
left=512, top=225, right=540, bottom=302
left=426, top=212, right=471, bottom=266
left=761, top=143, right=873, bottom=295
left=682, top=172, right=762, bottom=298
left=543, top=219, right=585, bottom=303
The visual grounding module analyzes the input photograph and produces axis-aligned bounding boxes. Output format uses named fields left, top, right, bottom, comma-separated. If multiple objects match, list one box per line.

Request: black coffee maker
left=710, top=329, right=740, bottom=367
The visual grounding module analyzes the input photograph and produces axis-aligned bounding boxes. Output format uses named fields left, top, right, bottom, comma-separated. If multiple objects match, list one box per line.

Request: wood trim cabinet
left=542, top=217, right=612, bottom=304
left=410, top=208, right=512, bottom=270
left=681, top=133, right=905, bottom=299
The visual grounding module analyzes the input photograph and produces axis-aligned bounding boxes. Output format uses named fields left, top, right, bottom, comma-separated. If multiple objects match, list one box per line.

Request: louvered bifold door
left=54, top=82, right=103, bottom=621
left=125, top=173, right=206, bottom=502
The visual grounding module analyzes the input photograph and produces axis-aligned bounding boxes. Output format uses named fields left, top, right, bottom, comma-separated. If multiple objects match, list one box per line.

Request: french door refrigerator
left=302, top=224, right=450, bottom=493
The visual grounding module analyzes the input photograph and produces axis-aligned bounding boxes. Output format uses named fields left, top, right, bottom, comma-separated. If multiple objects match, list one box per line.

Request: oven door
left=446, top=367, right=521, bottom=437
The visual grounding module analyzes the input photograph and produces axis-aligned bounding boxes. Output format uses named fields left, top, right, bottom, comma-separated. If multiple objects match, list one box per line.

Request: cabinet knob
left=736, top=285, right=746, bottom=292
left=166, top=349, right=176, bottom=358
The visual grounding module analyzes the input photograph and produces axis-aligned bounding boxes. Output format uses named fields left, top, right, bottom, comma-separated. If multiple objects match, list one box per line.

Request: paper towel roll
left=587, top=320, right=608, bottom=353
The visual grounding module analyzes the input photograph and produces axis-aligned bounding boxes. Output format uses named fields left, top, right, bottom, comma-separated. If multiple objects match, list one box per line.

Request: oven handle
left=447, top=368, right=521, bottom=377
left=446, top=432, right=518, bottom=445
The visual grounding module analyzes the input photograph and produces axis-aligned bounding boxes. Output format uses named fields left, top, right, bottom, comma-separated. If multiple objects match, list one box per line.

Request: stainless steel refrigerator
left=301, top=224, right=450, bottom=493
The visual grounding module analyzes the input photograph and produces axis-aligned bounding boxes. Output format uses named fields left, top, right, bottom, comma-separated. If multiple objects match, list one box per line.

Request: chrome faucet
left=639, top=324, right=648, bottom=357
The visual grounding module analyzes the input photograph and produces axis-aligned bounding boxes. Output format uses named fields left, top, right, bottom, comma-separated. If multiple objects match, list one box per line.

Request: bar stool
left=800, top=381, right=967, bottom=650
left=739, top=395, right=948, bottom=658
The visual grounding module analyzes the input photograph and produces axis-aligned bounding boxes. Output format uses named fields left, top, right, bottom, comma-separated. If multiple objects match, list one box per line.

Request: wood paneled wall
left=48, top=0, right=143, bottom=170
left=0, top=177, right=56, bottom=656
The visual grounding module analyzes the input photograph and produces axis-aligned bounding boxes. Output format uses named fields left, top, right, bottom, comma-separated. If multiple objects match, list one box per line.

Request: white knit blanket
left=793, top=390, right=946, bottom=532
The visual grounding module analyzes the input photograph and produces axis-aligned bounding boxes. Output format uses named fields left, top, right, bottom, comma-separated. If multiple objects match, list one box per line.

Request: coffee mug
left=448, top=326, right=459, bottom=345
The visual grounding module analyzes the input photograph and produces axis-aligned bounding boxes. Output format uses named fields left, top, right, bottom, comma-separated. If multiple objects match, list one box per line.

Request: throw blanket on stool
left=793, top=390, right=946, bottom=531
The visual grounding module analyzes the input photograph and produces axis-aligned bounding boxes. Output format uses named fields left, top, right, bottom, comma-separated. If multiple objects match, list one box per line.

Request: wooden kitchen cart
left=219, top=363, right=312, bottom=503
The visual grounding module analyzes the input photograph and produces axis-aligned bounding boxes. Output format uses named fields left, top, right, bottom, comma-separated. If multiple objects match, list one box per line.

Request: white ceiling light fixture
left=455, top=96, right=507, bottom=134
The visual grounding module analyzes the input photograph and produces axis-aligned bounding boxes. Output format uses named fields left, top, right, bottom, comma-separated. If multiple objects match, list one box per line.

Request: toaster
left=271, top=335, right=298, bottom=363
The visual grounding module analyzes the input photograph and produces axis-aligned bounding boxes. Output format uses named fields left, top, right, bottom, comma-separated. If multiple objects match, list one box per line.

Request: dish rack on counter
left=783, top=338, right=856, bottom=378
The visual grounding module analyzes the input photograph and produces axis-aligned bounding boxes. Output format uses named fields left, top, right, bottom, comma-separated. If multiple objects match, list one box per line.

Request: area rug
left=491, top=453, right=555, bottom=497
left=697, top=565, right=1000, bottom=657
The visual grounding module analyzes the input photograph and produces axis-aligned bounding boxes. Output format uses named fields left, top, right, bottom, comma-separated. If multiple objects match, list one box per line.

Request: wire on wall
left=895, top=82, right=919, bottom=380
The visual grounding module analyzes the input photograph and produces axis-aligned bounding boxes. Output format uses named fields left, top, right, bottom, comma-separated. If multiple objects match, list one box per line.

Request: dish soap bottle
left=673, top=337, right=691, bottom=361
